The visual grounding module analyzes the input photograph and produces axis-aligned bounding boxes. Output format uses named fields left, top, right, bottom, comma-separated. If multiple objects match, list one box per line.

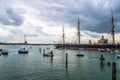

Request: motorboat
left=76, top=53, right=84, bottom=57
left=1, top=50, right=8, bottom=55
left=0, top=49, right=3, bottom=52
left=18, top=48, right=28, bottom=54
left=117, top=55, right=120, bottom=59
left=43, top=51, right=54, bottom=57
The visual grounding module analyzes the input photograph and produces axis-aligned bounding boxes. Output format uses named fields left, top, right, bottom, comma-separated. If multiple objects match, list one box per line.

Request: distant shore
left=0, top=43, right=54, bottom=45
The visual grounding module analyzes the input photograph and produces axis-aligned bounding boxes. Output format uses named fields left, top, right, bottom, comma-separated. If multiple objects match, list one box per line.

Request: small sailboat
left=0, top=49, right=3, bottom=56
left=1, top=50, right=8, bottom=55
left=76, top=53, right=84, bottom=57
left=18, top=48, right=28, bottom=54
left=0, top=49, right=3, bottom=52
left=18, top=35, right=28, bottom=54
left=117, top=55, right=120, bottom=59
left=43, top=51, right=54, bottom=57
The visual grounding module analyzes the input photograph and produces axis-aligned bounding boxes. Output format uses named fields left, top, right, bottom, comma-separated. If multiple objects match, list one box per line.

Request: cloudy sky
left=0, top=0, right=120, bottom=44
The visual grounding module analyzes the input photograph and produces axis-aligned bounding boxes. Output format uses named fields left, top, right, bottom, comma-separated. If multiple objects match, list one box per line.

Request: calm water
left=0, top=45, right=120, bottom=80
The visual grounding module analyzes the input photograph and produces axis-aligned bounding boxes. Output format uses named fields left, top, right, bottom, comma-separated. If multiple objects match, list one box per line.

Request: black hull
left=0, top=49, right=3, bottom=52
left=18, top=51, right=28, bottom=54
left=1, top=52, right=8, bottom=55
left=55, top=44, right=120, bottom=50
left=43, top=54, right=54, bottom=57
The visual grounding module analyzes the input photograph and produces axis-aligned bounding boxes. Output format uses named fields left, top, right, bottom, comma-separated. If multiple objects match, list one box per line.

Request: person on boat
left=50, top=51, right=54, bottom=57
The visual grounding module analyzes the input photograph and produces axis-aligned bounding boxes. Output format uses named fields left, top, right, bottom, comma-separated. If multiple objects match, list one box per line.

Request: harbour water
left=0, top=45, right=120, bottom=80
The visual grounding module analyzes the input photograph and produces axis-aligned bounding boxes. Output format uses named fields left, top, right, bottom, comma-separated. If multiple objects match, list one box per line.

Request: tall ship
left=55, top=12, right=120, bottom=51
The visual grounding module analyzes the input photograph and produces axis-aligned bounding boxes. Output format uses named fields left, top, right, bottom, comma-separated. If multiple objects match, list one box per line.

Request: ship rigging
left=55, top=10, right=120, bottom=50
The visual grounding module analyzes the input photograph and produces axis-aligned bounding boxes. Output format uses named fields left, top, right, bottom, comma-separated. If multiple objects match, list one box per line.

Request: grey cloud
left=36, top=26, right=53, bottom=36
left=60, top=0, right=120, bottom=33
left=10, top=29, right=38, bottom=37
left=10, top=30, right=23, bottom=34
left=0, top=8, right=24, bottom=26
left=27, top=34, right=38, bottom=37
left=43, top=0, right=120, bottom=34
left=83, top=30, right=100, bottom=38
left=1, top=0, right=120, bottom=37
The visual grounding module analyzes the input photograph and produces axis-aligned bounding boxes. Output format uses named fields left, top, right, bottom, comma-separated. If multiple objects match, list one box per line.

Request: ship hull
left=55, top=44, right=120, bottom=50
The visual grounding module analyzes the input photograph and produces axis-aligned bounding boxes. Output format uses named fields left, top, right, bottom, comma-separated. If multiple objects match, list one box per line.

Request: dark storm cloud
left=41, top=0, right=120, bottom=34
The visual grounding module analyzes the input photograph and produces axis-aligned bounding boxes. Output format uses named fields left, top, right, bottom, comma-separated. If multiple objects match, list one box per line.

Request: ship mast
left=62, top=24, right=65, bottom=44
left=77, top=17, right=80, bottom=44
left=111, top=10, right=115, bottom=44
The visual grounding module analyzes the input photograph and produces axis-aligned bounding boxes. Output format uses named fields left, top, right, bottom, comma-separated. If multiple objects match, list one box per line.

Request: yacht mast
left=77, top=17, right=80, bottom=44
left=62, top=24, right=65, bottom=44
left=111, top=11, right=115, bottom=44
left=24, top=34, right=27, bottom=44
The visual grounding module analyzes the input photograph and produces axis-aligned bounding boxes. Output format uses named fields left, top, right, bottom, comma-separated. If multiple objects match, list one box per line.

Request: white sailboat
left=1, top=50, right=8, bottom=55
left=18, top=35, right=28, bottom=54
